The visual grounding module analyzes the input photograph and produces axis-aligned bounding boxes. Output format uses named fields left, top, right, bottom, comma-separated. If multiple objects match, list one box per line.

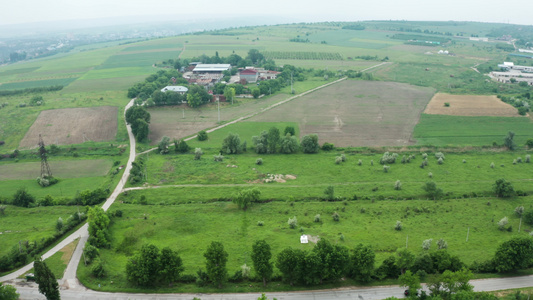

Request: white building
left=161, top=86, right=188, bottom=94
left=192, top=64, right=231, bottom=74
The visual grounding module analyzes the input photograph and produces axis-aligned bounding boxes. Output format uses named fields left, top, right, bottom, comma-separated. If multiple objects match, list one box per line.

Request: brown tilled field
left=247, top=80, right=435, bottom=147
left=19, top=106, right=118, bottom=148
left=424, top=93, right=519, bottom=117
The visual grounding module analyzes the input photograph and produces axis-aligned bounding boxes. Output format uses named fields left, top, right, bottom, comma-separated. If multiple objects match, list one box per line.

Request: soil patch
left=424, top=93, right=519, bottom=117
left=247, top=80, right=435, bottom=147
left=19, top=106, right=118, bottom=148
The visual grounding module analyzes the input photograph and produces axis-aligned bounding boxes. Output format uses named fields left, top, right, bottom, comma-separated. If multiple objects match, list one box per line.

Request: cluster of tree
left=171, top=49, right=272, bottom=70
left=9, top=51, right=27, bottom=62
left=0, top=283, right=19, bottom=300
left=0, top=85, right=63, bottom=97
left=0, top=210, right=86, bottom=273
left=34, top=257, right=60, bottom=300
left=87, top=206, right=111, bottom=248
left=472, top=237, right=533, bottom=273
left=125, top=105, right=151, bottom=142
left=342, top=24, right=366, bottom=30
left=395, top=268, right=476, bottom=300
left=252, top=126, right=298, bottom=154
left=127, top=69, right=187, bottom=99
left=74, top=188, right=109, bottom=206
left=129, top=156, right=146, bottom=184
left=126, top=244, right=184, bottom=287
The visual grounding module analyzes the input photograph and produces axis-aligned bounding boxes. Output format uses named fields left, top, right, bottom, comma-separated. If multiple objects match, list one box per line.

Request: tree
left=396, top=248, right=415, bottom=274
left=247, top=49, right=264, bottom=65
left=125, top=105, right=150, bottom=124
left=159, top=247, right=184, bottom=285
left=399, top=270, right=421, bottom=298
left=349, top=244, right=375, bottom=282
left=12, top=187, right=35, bottom=207
left=276, top=248, right=305, bottom=285
left=223, top=87, right=235, bottom=104
left=280, top=133, right=299, bottom=154
left=493, top=237, right=533, bottom=272
left=301, top=134, right=319, bottom=153
left=504, top=131, right=516, bottom=150
left=252, top=88, right=260, bottom=99
left=251, top=240, right=273, bottom=287
left=312, top=239, right=349, bottom=283
left=87, top=206, right=110, bottom=248
left=267, top=127, right=281, bottom=153
left=324, top=185, right=335, bottom=201
left=284, top=126, right=296, bottom=136
left=493, top=178, right=515, bottom=198
left=232, top=188, right=261, bottom=210
left=34, top=257, right=60, bottom=300
left=132, top=119, right=149, bottom=142
left=157, top=136, right=170, bottom=154
left=252, top=130, right=269, bottom=154
left=126, top=244, right=161, bottom=287
left=194, top=148, right=203, bottom=160
left=0, top=283, right=19, bottom=300
left=187, top=92, right=202, bottom=108
left=422, top=182, right=443, bottom=200
left=204, top=241, right=228, bottom=288
left=221, top=133, right=242, bottom=154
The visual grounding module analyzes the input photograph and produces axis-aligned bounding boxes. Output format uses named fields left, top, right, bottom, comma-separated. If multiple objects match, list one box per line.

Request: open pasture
left=425, top=93, right=519, bottom=117
left=414, top=114, right=533, bottom=146
left=0, top=206, right=83, bottom=257
left=81, top=197, right=532, bottom=291
left=0, top=77, right=78, bottom=91
left=247, top=80, right=435, bottom=147
left=19, top=106, right=118, bottom=148
left=0, top=159, right=113, bottom=180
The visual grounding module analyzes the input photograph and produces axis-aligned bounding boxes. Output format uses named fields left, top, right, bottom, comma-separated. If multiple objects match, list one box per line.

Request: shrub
left=91, top=258, right=107, bottom=278
left=213, top=153, right=224, bottom=162
left=358, top=159, right=362, bottom=166
left=437, top=157, right=444, bottom=165
left=341, top=154, right=346, bottom=162
left=515, top=206, right=524, bottom=217
left=324, top=185, right=335, bottom=200
left=394, top=180, right=402, bottom=190
left=332, top=211, right=340, bottom=222
left=322, top=142, right=335, bottom=151
left=256, top=158, right=263, bottom=165
left=437, top=239, right=448, bottom=249
left=462, top=159, right=466, bottom=163
left=383, top=165, right=390, bottom=173
left=444, top=102, right=450, bottom=107
left=517, top=157, right=523, bottom=163
left=490, top=162, right=495, bottom=168
left=241, top=264, right=251, bottom=279
left=524, top=211, right=533, bottom=225
left=314, top=214, right=321, bottom=222
left=422, top=153, right=428, bottom=159
left=288, top=216, right=297, bottom=229
left=194, top=148, right=203, bottom=160
left=301, top=134, right=319, bottom=153
left=435, top=152, right=445, bottom=160
left=498, top=217, right=509, bottom=230
left=335, top=156, right=342, bottom=164
left=428, top=172, right=433, bottom=178
left=257, top=221, right=264, bottom=226
left=395, top=221, right=402, bottom=231
left=176, top=139, right=190, bottom=153
left=380, top=152, right=397, bottom=164
left=197, top=130, right=208, bottom=141
left=56, top=217, right=64, bottom=232
left=513, top=159, right=517, bottom=165
left=526, top=155, right=531, bottom=163
left=370, top=160, right=373, bottom=166
left=422, top=239, right=432, bottom=250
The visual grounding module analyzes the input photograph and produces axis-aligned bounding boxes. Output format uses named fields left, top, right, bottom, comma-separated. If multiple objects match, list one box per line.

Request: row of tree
left=220, top=130, right=320, bottom=155
left=125, top=105, right=151, bottom=142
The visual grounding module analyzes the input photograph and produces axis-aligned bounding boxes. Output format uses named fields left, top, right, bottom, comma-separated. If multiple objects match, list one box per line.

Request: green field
left=77, top=197, right=532, bottom=292
left=0, top=159, right=113, bottom=180
left=414, top=114, right=533, bottom=146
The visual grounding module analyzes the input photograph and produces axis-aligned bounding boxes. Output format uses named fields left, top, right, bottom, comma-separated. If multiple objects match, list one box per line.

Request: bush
left=341, top=154, right=346, bottom=162
left=394, top=180, right=402, bottom=190
left=515, top=206, right=524, bottom=217
left=321, top=142, right=335, bottom=151
left=517, top=157, right=523, bottom=163
left=358, top=159, right=362, bottom=166
left=91, top=258, right=106, bottom=278
left=179, top=274, right=197, bottom=283
left=213, top=153, right=224, bottom=162
left=176, top=139, right=190, bottom=153
left=498, top=217, right=509, bottom=230
left=332, top=211, right=340, bottom=222
left=437, top=157, right=444, bottom=165
left=526, top=155, right=531, bottom=163
left=314, top=214, right=321, bottom=222
left=197, top=130, right=208, bottom=141
left=524, top=211, right=533, bottom=225
left=300, top=134, right=319, bottom=153
left=435, top=152, right=445, bottom=160
left=380, top=152, right=397, bottom=164
left=194, top=148, right=203, bottom=160
left=422, top=239, right=432, bottom=250
left=383, top=165, right=390, bottom=173
left=490, top=162, right=495, bottom=168
left=493, top=178, right=515, bottom=198
left=437, top=239, right=447, bottom=250
left=395, top=221, right=402, bottom=231
left=288, top=216, right=297, bottom=229
left=335, top=156, right=342, bottom=164
left=256, top=158, right=263, bottom=165
left=257, top=221, right=264, bottom=226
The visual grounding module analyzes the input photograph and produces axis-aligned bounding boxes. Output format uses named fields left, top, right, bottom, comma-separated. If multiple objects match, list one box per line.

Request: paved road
left=8, top=274, right=533, bottom=299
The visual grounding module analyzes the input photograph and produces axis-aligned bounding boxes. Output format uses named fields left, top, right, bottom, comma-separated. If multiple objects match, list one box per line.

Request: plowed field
left=424, top=93, right=519, bottom=117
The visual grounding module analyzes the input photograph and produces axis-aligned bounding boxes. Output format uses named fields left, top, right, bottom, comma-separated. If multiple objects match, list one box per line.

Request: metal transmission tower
left=38, top=134, right=52, bottom=178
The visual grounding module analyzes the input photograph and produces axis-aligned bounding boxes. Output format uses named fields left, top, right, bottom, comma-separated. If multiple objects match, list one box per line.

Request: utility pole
left=217, top=98, right=220, bottom=123
left=291, top=72, right=294, bottom=94
left=182, top=108, right=185, bottom=119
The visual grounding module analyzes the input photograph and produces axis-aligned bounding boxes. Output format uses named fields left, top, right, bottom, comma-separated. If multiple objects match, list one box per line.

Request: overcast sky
left=1, top=0, right=531, bottom=26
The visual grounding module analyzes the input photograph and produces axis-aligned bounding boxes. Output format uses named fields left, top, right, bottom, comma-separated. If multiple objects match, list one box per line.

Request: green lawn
left=414, top=114, right=533, bottom=146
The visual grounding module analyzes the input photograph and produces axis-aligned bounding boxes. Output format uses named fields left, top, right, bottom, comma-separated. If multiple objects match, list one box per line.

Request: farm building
left=192, top=64, right=231, bottom=74
left=160, top=86, right=188, bottom=94
left=239, top=68, right=259, bottom=83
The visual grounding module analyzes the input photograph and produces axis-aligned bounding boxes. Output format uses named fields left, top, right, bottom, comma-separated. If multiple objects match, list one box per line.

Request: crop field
left=78, top=196, right=532, bottom=291
left=414, top=114, right=533, bottom=146
left=0, top=159, right=113, bottom=180
left=262, top=51, right=343, bottom=60
left=247, top=80, right=435, bottom=147
left=0, top=206, right=83, bottom=257
left=0, top=77, right=78, bottom=90
left=19, top=106, right=118, bottom=148
left=424, top=93, right=520, bottom=117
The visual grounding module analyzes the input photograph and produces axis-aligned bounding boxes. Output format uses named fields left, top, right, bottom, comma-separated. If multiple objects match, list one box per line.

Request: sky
left=1, top=0, right=532, bottom=26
